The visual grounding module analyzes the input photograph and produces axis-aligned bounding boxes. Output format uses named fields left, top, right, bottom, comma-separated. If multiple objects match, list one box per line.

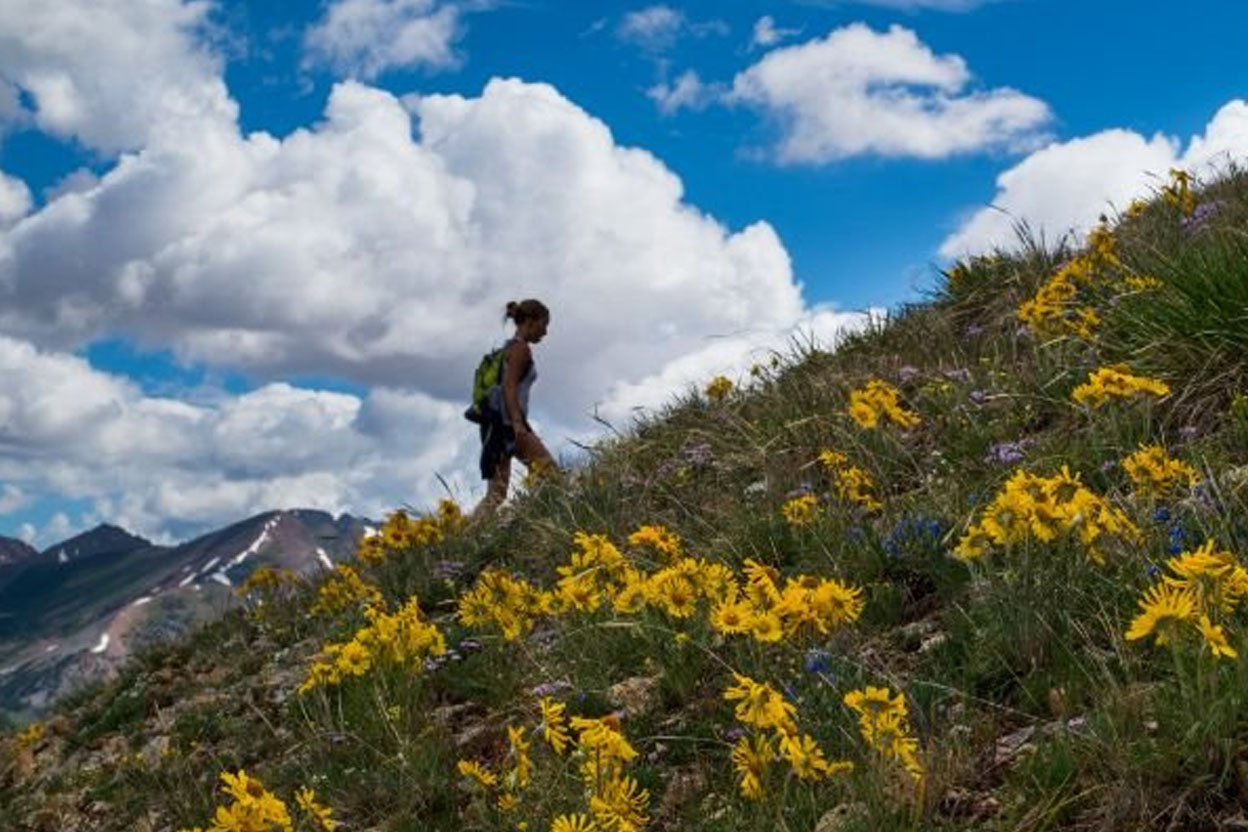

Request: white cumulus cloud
left=0, top=0, right=234, bottom=154
left=941, top=100, right=1248, bottom=257
left=729, top=23, right=1052, bottom=164
left=303, top=0, right=472, bottom=79
left=647, top=70, right=720, bottom=115
left=617, top=5, right=728, bottom=53
left=750, top=16, right=801, bottom=50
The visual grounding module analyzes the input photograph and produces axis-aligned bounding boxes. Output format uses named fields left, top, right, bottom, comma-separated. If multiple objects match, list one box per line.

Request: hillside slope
left=3, top=168, right=1248, bottom=832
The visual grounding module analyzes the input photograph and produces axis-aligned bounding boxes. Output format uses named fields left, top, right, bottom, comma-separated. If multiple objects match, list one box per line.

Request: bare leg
left=471, top=456, right=511, bottom=520
left=515, top=431, right=559, bottom=480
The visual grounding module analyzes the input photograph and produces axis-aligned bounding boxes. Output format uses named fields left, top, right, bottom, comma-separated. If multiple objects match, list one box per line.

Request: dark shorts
left=479, top=417, right=517, bottom=480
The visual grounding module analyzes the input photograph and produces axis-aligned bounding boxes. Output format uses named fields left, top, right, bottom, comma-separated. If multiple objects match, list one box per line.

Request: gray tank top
left=490, top=338, right=537, bottom=426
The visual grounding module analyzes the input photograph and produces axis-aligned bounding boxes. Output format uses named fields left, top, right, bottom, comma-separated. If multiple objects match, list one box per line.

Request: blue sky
left=1, top=0, right=1245, bottom=546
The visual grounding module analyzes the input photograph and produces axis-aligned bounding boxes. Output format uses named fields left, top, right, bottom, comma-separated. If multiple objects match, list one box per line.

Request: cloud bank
left=942, top=100, right=1248, bottom=257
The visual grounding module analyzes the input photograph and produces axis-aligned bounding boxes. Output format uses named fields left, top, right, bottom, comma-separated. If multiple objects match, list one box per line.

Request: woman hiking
left=471, top=299, right=559, bottom=520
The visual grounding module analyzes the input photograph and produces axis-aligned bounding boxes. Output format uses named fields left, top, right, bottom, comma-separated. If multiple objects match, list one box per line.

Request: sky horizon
left=2, top=0, right=1246, bottom=547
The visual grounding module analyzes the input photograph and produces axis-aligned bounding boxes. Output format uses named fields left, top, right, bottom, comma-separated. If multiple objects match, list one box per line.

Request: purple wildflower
left=984, top=439, right=1033, bottom=466
left=531, top=680, right=574, bottom=698
left=969, top=389, right=989, bottom=405
left=1179, top=425, right=1199, bottom=442
left=653, top=459, right=680, bottom=480
left=944, top=367, right=973, bottom=384
left=966, top=324, right=985, bottom=337
left=1182, top=199, right=1225, bottom=234
left=785, top=481, right=814, bottom=499
left=433, top=560, right=466, bottom=580
left=899, top=365, right=920, bottom=383
left=682, top=442, right=715, bottom=467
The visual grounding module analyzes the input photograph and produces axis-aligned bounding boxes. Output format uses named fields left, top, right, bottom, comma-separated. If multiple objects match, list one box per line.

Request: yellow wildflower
left=539, top=697, right=571, bottom=755
left=844, top=687, right=923, bottom=781
left=781, top=493, right=819, bottom=528
left=1162, top=168, right=1196, bottom=216
left=456, top=759, right=497, bottom=788
left=15, top=722, right=45, bottom=750
left=710, top=599, right=755, bottom=635
left=295, top=788, right=338, bottom=832
left=1164, top=540, right=1248, bottom=616
left=336, top=640, right=372, bottom=677
left=777, top=732, right=838, bottom=782
left=214, top=770, right=293, bottom=832
left=627, top=524, right=684, bottom=561
left=742, top=559, right=781, bottom=606
left=570, top=715, right=638, bottom=784
left=1122, top=444, right=1200, bottom=497
left=1072, top=364, right=1170, bottom=408
left=953, top=524, right=991, bottom=562
left=750, top=611, right=784, bottom=643
left=730, top=734, right=774, bottom=801
left=551, top=814, right=598, bottom=832
left=1194, top=615, right=1237, bottom=660
left=723, top=674, right=796, bottom=734
left=310, top=564, right=382, bottom=616
left=1125, top=583, right=1198, bottom=646
left=848, top=380, right=920, bottom=429
left=589, top=775, right=650, bottom=832
left=505, top=725, right=533, bottom=790
left=705, top=375, right=734, bottom=402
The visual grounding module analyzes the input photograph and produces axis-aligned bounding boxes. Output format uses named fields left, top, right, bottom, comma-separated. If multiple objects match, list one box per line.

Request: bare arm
left=503, top=340, right=532, bottom=432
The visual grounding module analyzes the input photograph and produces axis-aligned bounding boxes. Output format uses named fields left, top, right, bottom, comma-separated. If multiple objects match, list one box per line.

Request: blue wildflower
left=804, top=648, right=832, bottom=675
left=1151, top=505, right=1171, bottom=525
left=1167, top=525, right=1191, bottom=555
left=882, top=514, right=946, bottom=559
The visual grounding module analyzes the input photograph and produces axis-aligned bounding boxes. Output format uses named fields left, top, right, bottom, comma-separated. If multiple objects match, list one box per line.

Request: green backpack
left=464, top=344, right=508, bottom=424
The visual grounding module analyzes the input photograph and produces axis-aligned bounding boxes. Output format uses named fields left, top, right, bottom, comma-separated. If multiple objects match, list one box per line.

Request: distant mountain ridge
left=39, top=524, right=151, bottom=565
left=0, top=508, right=376, bottom=718
left=0, top=536, right=37, bottom=567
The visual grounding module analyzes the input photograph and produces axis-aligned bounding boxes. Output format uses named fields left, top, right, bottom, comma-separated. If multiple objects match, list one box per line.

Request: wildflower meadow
left=5, top=167, right=1248, bottom=831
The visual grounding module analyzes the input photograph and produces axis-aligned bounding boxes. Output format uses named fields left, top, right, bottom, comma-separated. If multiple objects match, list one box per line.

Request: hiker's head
left=505, top=299, right=550, bottom=343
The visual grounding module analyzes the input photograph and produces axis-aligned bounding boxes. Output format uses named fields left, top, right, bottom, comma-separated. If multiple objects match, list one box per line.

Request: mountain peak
left=0, top=534, right=38, bottom=566
left=40, top=523, right=151, bottom=562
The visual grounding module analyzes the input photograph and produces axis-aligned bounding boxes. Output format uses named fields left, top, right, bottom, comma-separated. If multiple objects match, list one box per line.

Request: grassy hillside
left=4, top=167, right=1248, bottom=832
